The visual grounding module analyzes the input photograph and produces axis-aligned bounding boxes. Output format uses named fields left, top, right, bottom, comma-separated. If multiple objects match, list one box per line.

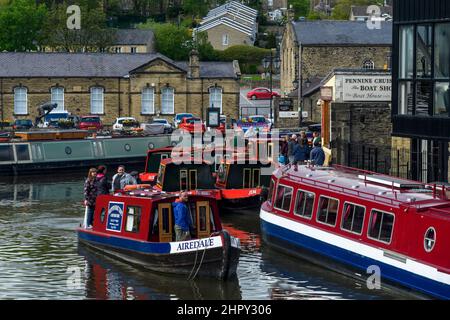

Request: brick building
left=0, top=51, right=241, bottom=125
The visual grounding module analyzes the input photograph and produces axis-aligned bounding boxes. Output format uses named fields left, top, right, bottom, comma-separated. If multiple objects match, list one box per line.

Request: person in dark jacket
left=83, top=168, right=98, bottom=228
left=310, top=141, right=326, bottom=166
left=95, top=165, right=110, bottom=196
left=172, top=192, right=194, bottom=241
left=288, top=135, right=297, bottom=164
left=293, top=140, right=310, bottom=171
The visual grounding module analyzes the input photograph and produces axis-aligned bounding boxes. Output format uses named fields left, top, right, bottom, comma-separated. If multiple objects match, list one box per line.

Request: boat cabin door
left=157, top=203, right=173, bottom=242
left=195, top=201, right=211, bottom=238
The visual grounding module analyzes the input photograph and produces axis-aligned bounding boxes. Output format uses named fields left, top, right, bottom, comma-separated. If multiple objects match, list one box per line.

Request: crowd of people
left=280, top=131, right=326, bottom=169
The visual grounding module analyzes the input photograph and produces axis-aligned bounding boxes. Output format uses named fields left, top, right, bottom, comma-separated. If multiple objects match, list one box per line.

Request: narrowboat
left=78, top=188, right=240, bottom=280
left=260, top=164, right=450, bottom=299
left=139, top=147, right=173, bottom=184
left=0, top=130, right=172, bottom=175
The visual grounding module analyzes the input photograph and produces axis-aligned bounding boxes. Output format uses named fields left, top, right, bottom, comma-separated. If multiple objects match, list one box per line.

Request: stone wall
left=330, top=102, right=392, bottom=171
left=207, top=24, right=253, bottom=51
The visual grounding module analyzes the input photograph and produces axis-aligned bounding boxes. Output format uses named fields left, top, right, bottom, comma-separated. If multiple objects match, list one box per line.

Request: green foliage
left=182, top=0, right=209, bottom=18
left=289, top=0, right=310, bottom=19
left=0, top=0, right=48, bottom=51
left=217, top=45, right=271, bottom=74
left=332, top=0, right=383, bottom=20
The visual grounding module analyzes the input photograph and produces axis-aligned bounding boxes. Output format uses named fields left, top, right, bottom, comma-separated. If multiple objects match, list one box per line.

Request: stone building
left=349, top=5, right=392, bottom=22
left=0, top=51, right=241, bottom=125
left=109, top=29, right=155, bottom=53
left=195, top=1, right=258, bottom=51
left=280, top=20, right=392, bottom=101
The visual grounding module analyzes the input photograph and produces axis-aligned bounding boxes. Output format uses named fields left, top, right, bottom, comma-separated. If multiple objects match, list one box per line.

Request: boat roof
left=275, top=165, right=450, bottom=209
left=114, top=188, right=220, bottom=200
left=160, top=157, right=214, bottom=166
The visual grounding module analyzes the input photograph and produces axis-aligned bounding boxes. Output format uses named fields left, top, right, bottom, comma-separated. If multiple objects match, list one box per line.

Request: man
left=288, top=134, right=297, bottom=164
left=111, top=165, right=137, bottom=192
left=172, top=192, right=194, bottom=241
left=313, top=131, right=321, bottom=146
left=310, top=141, right=326, bottom=166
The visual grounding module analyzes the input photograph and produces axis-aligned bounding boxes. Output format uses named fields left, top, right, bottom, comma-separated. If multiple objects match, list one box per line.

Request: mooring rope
left=187, top=232, right=215, bottom=281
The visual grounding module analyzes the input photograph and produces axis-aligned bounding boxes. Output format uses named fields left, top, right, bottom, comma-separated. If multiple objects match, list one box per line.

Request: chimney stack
left=189, top=49, right=200, bottom=78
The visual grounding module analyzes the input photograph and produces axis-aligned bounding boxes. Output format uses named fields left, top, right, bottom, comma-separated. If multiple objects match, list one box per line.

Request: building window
left=434, top=23, right=450, bottom=79
left=222, top=34, right=229, bottom=46
left=125, top=206, right=141, bottom=233
left=368, top=210, right=394, bottom=244
left=51, top=87, right=64, bottom=111
left=114, top=47, right=122, bottom=53
left=141, top=87, right=155, bottom=114
left=341, top=203, right=365, bottom=235
left=294, top=190, right=315, bottom=219
left=398, top=81, right=414, bottom=115
left=131, top=47, right=137, bottom=53
left=274, top=185, right=293, bottom=212
left=209, top=87, right=222, bottom=113
left=416, top=81, right=433, bottom=115
left=90, top=87, right=104, bottom=114
left=434, top=82, right=450, bottom=116
left=399, top=25, right=414, bottom=79
left=316, top=196, right=339, bottom=226
left=14, top=87, right=28, bottom=115
left=362, top=59, right=375, bottom=70
left=161, top=87, right=174, bottom=114
left=416, top=25, right=433, bottom=79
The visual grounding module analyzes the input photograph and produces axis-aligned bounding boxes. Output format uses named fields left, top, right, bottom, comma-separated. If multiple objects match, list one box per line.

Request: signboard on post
left=320, top=86, right=333, bottom=101
left=207, top=108, right=221, bottom=128
left=278, top=98, right=294, bottom=112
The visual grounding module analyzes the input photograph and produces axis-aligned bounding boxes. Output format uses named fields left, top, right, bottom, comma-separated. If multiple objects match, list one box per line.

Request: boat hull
left=260, top=209, right=450, bottom=299
left=78, top=229, right=240, bottom=281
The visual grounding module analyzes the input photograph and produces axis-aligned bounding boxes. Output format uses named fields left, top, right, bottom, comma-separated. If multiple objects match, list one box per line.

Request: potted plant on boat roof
left=58, top=119, right=74, bottom=129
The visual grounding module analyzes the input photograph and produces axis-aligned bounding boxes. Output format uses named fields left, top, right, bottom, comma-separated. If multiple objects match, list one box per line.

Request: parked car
left=77, top=115, right=103, bottom=131
left=112, top=117, right=139, bottom=131
left=173, top=113, right=193, bottom=128
left=12, top=119, right=33, bottom=130
left=246, top=88, right=281, bottom=100
left=236, top=115, right=272, bottom=133
left=179, top=117, right=206, bottom=134
left=152, top=119, right=173, bottom=134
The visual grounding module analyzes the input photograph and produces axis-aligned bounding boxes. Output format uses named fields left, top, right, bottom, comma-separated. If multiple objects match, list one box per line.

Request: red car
left=77, top=115, right=103, bottom=131
left=179, top=117, right=206, bottom=134
left=247, top=87, right=281, bottom=100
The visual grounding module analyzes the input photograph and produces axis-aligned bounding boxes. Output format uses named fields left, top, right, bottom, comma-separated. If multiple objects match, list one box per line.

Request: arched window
left=141, top=87, right=155, bottom=114
left=90, top=87, right=104, bottom=114
left=363, top=59, right=375, bottom=70
left=161, top=87, right=174, bottom=114
left=14, top=87, right=28, bottom=115
left=51, top=87, right=64, bottom=111
left=209, top=87, right=223, bottom=113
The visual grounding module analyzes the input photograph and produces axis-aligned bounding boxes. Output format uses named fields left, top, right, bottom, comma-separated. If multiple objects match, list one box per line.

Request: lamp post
left=262, top=51, right=281, bottom=125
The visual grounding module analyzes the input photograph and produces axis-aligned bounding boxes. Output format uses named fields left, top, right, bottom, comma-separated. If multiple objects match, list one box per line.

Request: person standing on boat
left=173, top=192, right=194, bottom=242
left=96, top=165, right=110, bottom=195
left=293, top=139, right=310, bottom=171
left=310, top=141, right=326, bottom=166
left=288, top=134, right=297, bottom=164
left=83, top=168, right=98, bottom=228
left=111, top=165, right=137, bottom=192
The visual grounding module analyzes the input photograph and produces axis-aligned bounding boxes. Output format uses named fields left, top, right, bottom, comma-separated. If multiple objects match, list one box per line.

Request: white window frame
left=294, top=189, right=316, bottom=220
left=90, top=87, right=104, bottom=114
left=14, top=87, right=28, bottom=115
left=274, top=184, right=294, bottom=213
left=316, top=196, right=340, bottom=227
left=161, top=87, right=174, bottom=115
left=222, top=34, right=229, bottom=46
left=209, top=87, right=223, bottom=113
left=367, top=209, right=395, bottom=245
left=363, top=59, right=375, bottom=70
left=51, top=87, right=65, bottom=112
left=141, top=87, right=155, bottom=115
left=340, top=201, right=366, bottom=236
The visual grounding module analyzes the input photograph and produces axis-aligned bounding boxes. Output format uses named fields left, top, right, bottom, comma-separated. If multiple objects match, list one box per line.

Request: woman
left=96, top=165, right=110, bottom=195
left=84, top=168, right=98, bottom=228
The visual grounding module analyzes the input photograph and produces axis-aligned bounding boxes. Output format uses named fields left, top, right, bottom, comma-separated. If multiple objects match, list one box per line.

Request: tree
left=331, top=0, right=383, bottom=20
left=0, top=0, right=48, bottom=51
left=289, top=0, right=310, bottom=19
left=182, top=0, right=209, bottom=18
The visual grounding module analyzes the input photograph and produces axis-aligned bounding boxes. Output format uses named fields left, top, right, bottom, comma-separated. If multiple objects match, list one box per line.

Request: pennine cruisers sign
left=342, top=75, right=391, bottom=102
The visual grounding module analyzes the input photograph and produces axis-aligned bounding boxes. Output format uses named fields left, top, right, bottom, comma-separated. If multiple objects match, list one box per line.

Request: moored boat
left=260, top=164, right=450, bottom=299
left=77, top=188, right=240, bottom=280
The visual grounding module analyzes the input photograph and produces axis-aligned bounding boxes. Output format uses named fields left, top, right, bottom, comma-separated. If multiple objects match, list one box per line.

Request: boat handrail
left=283, top=172, right=404, bottom=207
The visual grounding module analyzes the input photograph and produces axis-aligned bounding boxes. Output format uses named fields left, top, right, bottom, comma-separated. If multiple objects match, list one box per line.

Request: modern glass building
left=392, top=0, right=450, bottom=182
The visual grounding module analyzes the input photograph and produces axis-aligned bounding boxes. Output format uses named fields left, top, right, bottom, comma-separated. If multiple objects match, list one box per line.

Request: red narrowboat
left=260, top=164, right=450, bottom=299
left=78, top=188, right=240, bottom=280
left=139, top=147, right=173, bottom=184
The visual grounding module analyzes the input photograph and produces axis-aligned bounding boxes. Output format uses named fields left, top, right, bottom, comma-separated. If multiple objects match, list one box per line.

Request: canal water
left=0, top=173, right=418, bottom=300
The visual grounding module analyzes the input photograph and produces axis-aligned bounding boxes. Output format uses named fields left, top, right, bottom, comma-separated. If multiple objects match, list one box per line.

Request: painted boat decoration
left=260, top=164, right=450, bottom=299
left=77, top=188, right=240, bottom=280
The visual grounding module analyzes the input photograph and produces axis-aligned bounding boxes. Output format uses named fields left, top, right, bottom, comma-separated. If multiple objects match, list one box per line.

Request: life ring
left=124, top=184, right=151, bottom=191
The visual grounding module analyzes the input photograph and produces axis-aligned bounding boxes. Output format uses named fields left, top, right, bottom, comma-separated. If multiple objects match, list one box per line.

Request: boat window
left=196, top=201, right=211, bottom=238
left=252, top=169, right=260, bottom=187
left=180, top=170, right=188, bottom=191
left=243, top=168, right=251, bottom=188
left=189, top=170, right=197, bottom=190
left=100, top=208, right=106, bottom=223
left=15, top=144, right=30, bottom=161
left=341, top=203, right=365, bottom=235
left=368, top=210, right=394, bottom=244
left=217, top=164, right=228, bottom=184
left=424, top=227, right=436, bottom=252
left=199, top=206, right=207, bottom=231
left=158, top=203, right=173, bottom=242
left=151, top=209, right=159, bottom=235
left=125, top=206, right=142, bottom=233
left=294, top=190, right=315, bottom=219
left=0, top=145, right=14, bottom=162
left=274, top=185, right=293, bottom=212
left=209, top=208, right=216, bottom=232
left=268, top=179, right=275, bottom=204
left=317, top=196, right=339, bottom=226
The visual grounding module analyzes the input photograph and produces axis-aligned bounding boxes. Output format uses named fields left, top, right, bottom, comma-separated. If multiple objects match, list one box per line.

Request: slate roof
left=291, top=20, right=392, bottom=45
left=114, top=29, right=154, bottom=46
left=0, top=53, right=239, bottom=79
